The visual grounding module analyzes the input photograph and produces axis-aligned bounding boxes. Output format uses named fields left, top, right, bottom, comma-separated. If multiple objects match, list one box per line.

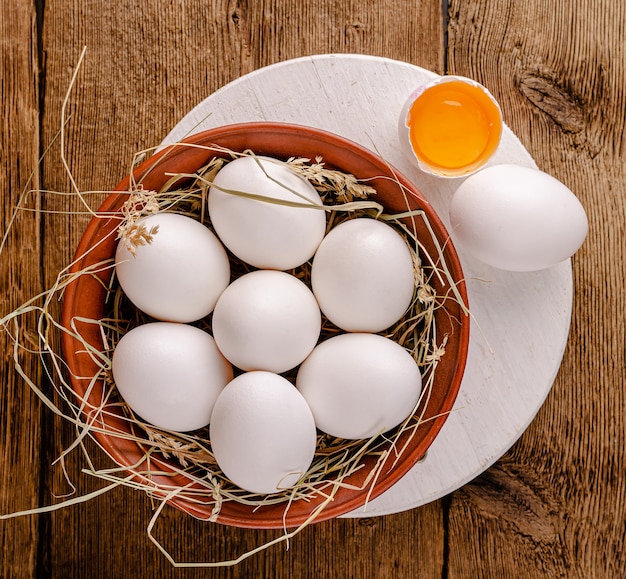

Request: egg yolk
left=407, top=80, right=502, bottom=172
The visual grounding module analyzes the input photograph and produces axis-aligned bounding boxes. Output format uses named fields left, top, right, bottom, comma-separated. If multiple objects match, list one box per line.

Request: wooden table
left=1, top=1, right=624, bottom=577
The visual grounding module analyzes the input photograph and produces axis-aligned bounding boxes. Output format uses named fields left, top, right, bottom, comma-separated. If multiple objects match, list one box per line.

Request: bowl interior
left=60, top=122, right=469, bottom=529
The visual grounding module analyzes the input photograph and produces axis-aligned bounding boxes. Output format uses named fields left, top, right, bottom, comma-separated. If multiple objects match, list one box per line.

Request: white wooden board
left=161, top=54, right=572, bottom=517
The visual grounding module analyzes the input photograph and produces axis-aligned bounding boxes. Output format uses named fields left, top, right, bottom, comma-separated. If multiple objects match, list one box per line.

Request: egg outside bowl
left=60, top=122, right=469, bottom=530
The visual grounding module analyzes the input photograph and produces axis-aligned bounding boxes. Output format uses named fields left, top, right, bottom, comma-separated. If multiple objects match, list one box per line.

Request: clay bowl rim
left=60, top=121, right=470, bottom=529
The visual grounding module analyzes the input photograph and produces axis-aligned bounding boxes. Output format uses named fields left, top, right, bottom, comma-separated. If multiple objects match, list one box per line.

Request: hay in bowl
left=60, top=121, right=469, bottom=530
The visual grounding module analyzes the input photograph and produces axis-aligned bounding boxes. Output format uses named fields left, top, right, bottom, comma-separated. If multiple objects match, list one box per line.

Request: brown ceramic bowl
left=61, top=122, right=469, bottom=529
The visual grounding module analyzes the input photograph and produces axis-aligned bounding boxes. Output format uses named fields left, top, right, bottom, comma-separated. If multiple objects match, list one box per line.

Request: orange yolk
left=407, top=80, right=502, bottom=172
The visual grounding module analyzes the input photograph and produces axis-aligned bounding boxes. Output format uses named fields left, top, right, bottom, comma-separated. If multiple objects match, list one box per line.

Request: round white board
left=161, top=55, right=572, bottom=517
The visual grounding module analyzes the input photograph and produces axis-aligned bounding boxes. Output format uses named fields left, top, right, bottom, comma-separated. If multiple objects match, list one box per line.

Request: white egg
left=111, top=322, right=234, bottom=432
left=209, top=371, right=317, bottom=494
left=449, top=164, right=588, bottom=271
left=311, top=218, right=415, bottom=332
left=208, top=155, right=326, bottom=269
left=212, top=270, right=321, bottom=373
left=296, top=333, right=422, bottom=439
left=115, top=212, right=230, bottom=322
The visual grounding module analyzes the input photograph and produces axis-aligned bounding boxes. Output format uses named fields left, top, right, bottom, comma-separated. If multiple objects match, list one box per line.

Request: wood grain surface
left=1, top=1, right=624, bottom=577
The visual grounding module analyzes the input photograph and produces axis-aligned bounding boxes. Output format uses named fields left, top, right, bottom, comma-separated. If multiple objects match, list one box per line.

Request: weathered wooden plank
left=34, top=1, right=445, bottom=576
left=446, top=1, right=626, bottom=577
left=0, top=1, right=43, bottom=578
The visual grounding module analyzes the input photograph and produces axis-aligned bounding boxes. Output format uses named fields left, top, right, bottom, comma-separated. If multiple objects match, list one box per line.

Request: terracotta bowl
left=61, top=122, right=469, bottom=529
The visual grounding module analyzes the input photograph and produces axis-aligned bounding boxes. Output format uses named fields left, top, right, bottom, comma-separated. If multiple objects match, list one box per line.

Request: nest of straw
left=1, top=50, right=467, bottom=567
left=1, top=139, right=467, bottom=566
